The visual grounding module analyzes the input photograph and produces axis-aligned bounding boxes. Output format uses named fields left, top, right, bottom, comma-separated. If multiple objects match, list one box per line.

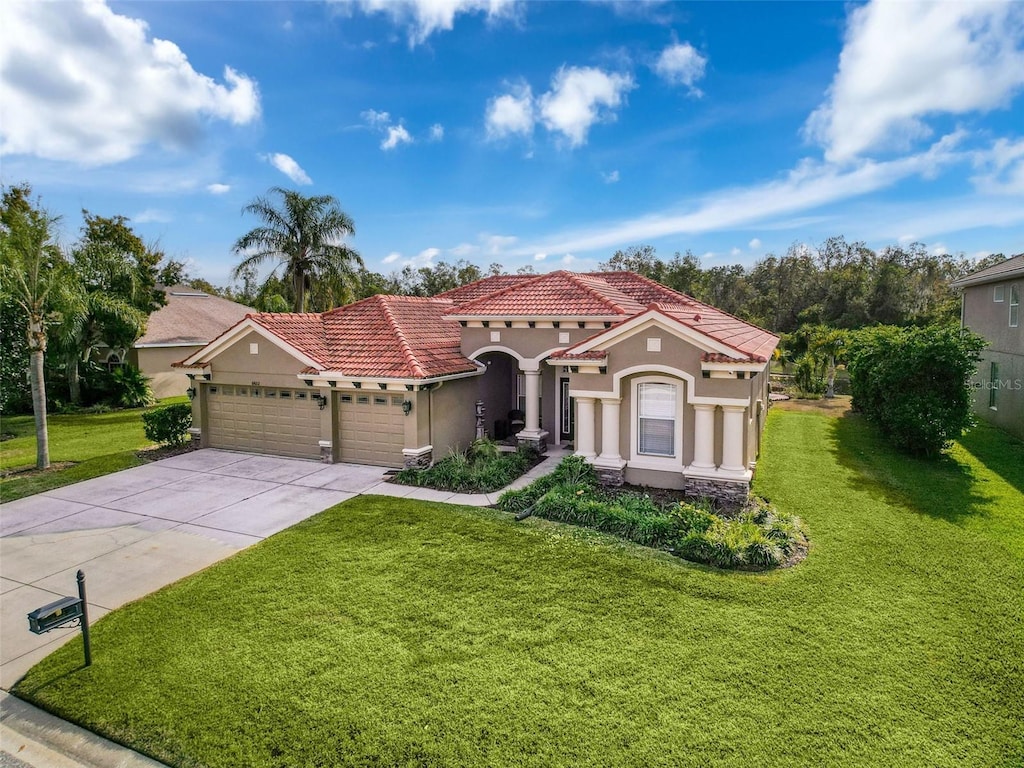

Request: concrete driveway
left=0, top=449, right=393, bottom=689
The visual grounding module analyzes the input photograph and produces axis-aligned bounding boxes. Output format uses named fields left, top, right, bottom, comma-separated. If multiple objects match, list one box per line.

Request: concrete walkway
left=0, top=446, right=569, bottom=767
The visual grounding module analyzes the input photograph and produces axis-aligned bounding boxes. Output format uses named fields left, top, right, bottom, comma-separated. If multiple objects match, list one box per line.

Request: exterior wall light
left=186, top=387, right=197, bottom=400
left=402, top=400, right=413, bottom=415
left=313, top=393, right=328, bottom=410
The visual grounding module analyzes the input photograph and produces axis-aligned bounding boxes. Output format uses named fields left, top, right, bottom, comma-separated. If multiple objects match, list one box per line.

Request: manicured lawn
left=0, top=398, right=187, bottom=502
left=13, top=410, right=1024, bottom=767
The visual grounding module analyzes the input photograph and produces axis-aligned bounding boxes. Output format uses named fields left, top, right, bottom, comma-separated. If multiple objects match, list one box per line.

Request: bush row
left=393, top=438, right=537, bottom=493
left=497, top=456, right=808, bottom=571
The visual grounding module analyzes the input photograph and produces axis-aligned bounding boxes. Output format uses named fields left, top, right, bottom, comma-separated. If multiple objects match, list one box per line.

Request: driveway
left=0, top=449, right=394, bottom=690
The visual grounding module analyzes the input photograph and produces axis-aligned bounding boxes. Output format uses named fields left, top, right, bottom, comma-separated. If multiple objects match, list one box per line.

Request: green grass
left=13, top=410, right=1024, bottom=767
left=0, top=398, right=187, bottom=501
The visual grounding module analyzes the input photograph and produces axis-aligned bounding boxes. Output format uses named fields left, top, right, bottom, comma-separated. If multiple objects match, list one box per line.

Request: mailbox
left=28, top=596, right=83, bottom=634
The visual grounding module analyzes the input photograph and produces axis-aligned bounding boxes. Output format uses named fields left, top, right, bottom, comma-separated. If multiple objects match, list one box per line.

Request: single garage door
left=337, top=392, right=405, bottom=467
left=206, top=384, right=321, bottom=459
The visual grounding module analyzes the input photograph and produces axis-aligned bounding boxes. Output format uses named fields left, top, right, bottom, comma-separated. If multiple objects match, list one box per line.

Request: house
left=126, top=285, right=254, bottom=399
left=951, top=255, right=1024, bottom=440
left=176, top=271, right=778, bottom=502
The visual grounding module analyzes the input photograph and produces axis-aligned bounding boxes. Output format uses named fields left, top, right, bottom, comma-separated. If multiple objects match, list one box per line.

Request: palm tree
left=232, top=187, right=362, bottom=313
left=0, top=186, right=83, bottom=469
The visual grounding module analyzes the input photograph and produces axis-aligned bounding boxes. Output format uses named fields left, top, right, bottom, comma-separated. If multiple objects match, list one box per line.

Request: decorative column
left=516, top=367, right=549, bottom=454
left=594, top=397, right=624, bottom=486
left=575, top=397, right=596, bottom=459
left=690, top=403, right=716, bottom=470
left=720, top=405, right=747, bottom=473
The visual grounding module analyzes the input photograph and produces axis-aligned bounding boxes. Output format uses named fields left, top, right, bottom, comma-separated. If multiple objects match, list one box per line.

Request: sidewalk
left=0, top=447, right=570, bottom=767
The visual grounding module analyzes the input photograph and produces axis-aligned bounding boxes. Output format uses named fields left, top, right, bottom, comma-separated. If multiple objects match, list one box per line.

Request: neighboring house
left=127, top=285, right=254, bottom=400
left=177, top=271, right=778, bottom=502
left=951, top=255, right=1024, bottom=440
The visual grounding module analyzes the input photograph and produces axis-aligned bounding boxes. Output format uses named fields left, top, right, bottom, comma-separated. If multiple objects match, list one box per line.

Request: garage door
left=337, top=392, right=405, bottom=467
left=205, top=384, right=321, bottom=459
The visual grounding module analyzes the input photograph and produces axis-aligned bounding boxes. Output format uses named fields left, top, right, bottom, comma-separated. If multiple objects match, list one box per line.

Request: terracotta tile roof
left=437, top=274, right=537, bottom=305
left=446, top=270, right=647, bottom=317
left=548, top=348, right=608, bottom=360
left=251, top=296, right=477, bottom=379
left=591, top=271, right=701, bottom=307
left=136, top=285, right=254, bottom=346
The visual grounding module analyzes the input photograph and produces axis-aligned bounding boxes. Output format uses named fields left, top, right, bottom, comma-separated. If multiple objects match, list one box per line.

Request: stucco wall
left=207, top=331, right=311, bottom=388
left=970, top=349, right=1024, bottom=440
left=461, top=325, right=603, bottom=362
left=427, top=378, right=480, bottom=457
left=132, top=345, right=200, bottom=400
left=963, top=279, right=1023, bottom=354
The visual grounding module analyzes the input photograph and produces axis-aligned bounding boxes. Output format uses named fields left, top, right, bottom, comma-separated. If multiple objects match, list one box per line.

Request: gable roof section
left=437, top=274, right=536, bottom=305
left=950, top=254, right=1024, bottom=288
left=551, top=302, right=779, bottom=363
left=136, top=285, right=254, bottom=346
left=319, top=295, right=477, bottom=378
left=446, top=270, right=647, bottom=317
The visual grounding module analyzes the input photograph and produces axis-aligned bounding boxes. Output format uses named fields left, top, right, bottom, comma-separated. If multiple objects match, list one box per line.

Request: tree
left=232, top=187, right=363, bottom=313
left=0, top=185, right=81, bottom=469
left=846, top=324, right=985, bottom=457
left=805, top=325, right=848, bottom=398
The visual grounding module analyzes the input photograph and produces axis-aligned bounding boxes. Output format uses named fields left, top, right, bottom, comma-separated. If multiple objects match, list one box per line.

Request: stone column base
left=516, top=430, right=549, bottom=455
left=595, top=465, right=625, bottom=486
left=683, top=476, right=750, bottom=506
left=402, top=445, right=433, bottom=469
left=318, top=440, right=333, bottom=464
left=187, top=427, right=202, bottom=443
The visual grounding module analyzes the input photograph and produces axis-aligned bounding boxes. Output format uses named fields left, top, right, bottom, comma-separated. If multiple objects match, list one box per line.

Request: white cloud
left=133, top=208, right=172, bottom=224
left=449, top=242, right=478, bottom=257
left=971, top=137, right=1024, bottom=194
left=534, top=253, right=547, bottom=261
left=382, top=125, right=413, bottom=150
left=653, top=42, right=707, bottom=95
left=602, top=170, right=620, bottom=184
left=206, top=183, right=231, bottom=195
left=0, top=0, right=259, bottom=166
left=361, top=109, right=392, bottom=126
left=484, top=234, right=518, bottom=255
left=349, top=0, right=520, bottom=46
left=749, top=238, right=762, bottom=249
left=730, top=247, right=742, bottom=257
left=539, top=66, right=635, bottom=147
left=382, top=252, right=401, bottom=264
left=429, top=123, right=445, bottom=141
left=503, top=132, right=975, bottom=258
left=805, top=1, right=1024, bottom=162
left=486, top=84, right=535, bottom=140
left=264, top=153, right=312, bottom=185
left=561, top=254, right=577, bottom=265
left=931, top=243, right=949, bottom=256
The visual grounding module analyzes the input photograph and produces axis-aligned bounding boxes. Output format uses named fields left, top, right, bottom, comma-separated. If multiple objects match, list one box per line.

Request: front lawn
left=13, top=410, right=1024, bottom=767
left=0, top=398, right=187, bottom=502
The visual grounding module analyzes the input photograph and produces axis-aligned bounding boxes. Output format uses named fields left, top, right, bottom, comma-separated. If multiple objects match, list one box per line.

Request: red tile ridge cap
left=375, top=295, right=427, bottom=379
left=443, top=271, right=555, bottom=314
left=566, top=272, right=637, bottom=315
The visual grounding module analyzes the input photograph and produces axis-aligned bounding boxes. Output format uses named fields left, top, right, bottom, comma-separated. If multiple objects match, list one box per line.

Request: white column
left=598, top=397, right=622, bottom=463
left=720, top=405, right=747, bottom=473
left=523, top=370, right=541, bottom=434
left=691, top=403, right=716, bottom=469
left=575, top=397, right=596, bottom=459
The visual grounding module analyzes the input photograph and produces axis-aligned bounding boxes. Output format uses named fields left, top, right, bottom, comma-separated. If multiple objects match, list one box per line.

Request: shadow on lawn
left=958, top=424, right=1024, bottom=496
left=828, top=412, right=995, bottom=525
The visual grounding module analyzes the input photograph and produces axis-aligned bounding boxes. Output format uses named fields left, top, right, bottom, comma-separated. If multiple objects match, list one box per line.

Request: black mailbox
left=28, top=596, right=83, bottom=634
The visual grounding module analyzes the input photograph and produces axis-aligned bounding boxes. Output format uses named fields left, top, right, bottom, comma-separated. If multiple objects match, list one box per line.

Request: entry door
left=560, top=377, right=575, bottom=441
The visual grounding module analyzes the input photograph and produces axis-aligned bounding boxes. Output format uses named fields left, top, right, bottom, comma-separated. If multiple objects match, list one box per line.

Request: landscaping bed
left=393, top=438, right=542, bottom=493
left=497, top=456, right=808, bottom=570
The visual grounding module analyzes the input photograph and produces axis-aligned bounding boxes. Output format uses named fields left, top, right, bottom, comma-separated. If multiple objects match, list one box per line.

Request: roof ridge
left=569, top=272, right=639, bottom=314
left=375, top=295, right=426, bottom=378
left=448, top=270, right=558, bottom=312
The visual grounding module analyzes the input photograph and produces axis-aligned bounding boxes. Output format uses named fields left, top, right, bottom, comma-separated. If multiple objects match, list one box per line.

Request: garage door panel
left=206, top=385, right=320, bottom=459
left=337, top=394, right=404, bottom=467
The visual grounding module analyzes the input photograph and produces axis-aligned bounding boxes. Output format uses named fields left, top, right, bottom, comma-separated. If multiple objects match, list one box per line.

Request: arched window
left=105, top=352, right=123, bottom=372
left=630, top=376, right=684, bottom=469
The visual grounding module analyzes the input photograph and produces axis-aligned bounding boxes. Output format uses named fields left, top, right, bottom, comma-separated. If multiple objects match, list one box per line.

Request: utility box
left=28, top=596, right=83, bottom=634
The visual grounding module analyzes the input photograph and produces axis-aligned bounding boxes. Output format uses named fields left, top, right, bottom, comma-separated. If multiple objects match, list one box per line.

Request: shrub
left=142, top=403, right=192, bottom=447
left=109, top=365, right=155, bottom=408
left=671, top=501, right=716, bottom=534
left=794, top=353, right=826, bottom=395
left=468, top=437, right=500, bottom=463
left=394, top=444, right=536, bottom=493
left=847, top=324, right=985, bottom=456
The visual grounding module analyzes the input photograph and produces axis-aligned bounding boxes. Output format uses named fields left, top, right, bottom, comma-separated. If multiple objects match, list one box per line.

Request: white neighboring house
left=124, top=285, right=254, bottom=400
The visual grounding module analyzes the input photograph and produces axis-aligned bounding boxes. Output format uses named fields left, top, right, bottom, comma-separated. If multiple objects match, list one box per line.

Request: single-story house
left=950, top=254, right=1024, bottom=439
left=177, top=271, right=778, bottom=502
left=124, top=285, right=254, bottom=399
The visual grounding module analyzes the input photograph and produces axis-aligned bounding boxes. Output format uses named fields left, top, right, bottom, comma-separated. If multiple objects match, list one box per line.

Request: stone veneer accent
left=404, top=449, right=433, bottom=469
left=318, top=441, right=333, bottom=464
left=683, top=476, right=750, bottom=506
left=595, top=465, right=625, bottom=486
left=516, top=434, right=548, bottom=455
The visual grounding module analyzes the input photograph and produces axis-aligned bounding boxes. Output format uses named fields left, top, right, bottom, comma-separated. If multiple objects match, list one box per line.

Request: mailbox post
left=27, top=569, right=91, bottom=667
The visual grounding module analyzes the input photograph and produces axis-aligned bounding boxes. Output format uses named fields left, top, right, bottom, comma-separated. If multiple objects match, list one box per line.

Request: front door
left=560, top=377, right=575, bottom=441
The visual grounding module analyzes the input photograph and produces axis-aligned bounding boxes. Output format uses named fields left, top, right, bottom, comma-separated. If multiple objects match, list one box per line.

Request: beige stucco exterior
left=131, top=345, right=202, bottom=400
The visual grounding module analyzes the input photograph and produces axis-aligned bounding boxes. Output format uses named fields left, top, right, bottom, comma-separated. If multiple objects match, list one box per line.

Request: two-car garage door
left=205, top=385, right=321, bottom=459
left=204, top=385, right=405, bottom=466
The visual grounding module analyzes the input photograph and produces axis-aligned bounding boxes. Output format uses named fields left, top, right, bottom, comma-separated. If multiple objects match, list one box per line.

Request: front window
left=638, top=382, right=676, bottom=456
left=989, top=362, right=999, bottom=409
left=1010, top=285, right=1019, bottom=328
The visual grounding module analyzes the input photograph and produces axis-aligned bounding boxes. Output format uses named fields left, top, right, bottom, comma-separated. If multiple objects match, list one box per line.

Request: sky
left=2, top=0, right=1023, bottom=288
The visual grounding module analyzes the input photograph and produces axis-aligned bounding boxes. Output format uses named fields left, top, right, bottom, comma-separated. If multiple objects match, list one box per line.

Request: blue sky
left=2, top=0, right=1023, bottom=288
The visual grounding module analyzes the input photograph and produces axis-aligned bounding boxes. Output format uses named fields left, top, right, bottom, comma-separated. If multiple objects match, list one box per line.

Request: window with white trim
left=1010, top=285, right=1019, bottom=328
left=989, top=362, right=999, bottom=409
left=637, top=382, right=676, bottom=457
left=994, top=285, right=1005, bottom=302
